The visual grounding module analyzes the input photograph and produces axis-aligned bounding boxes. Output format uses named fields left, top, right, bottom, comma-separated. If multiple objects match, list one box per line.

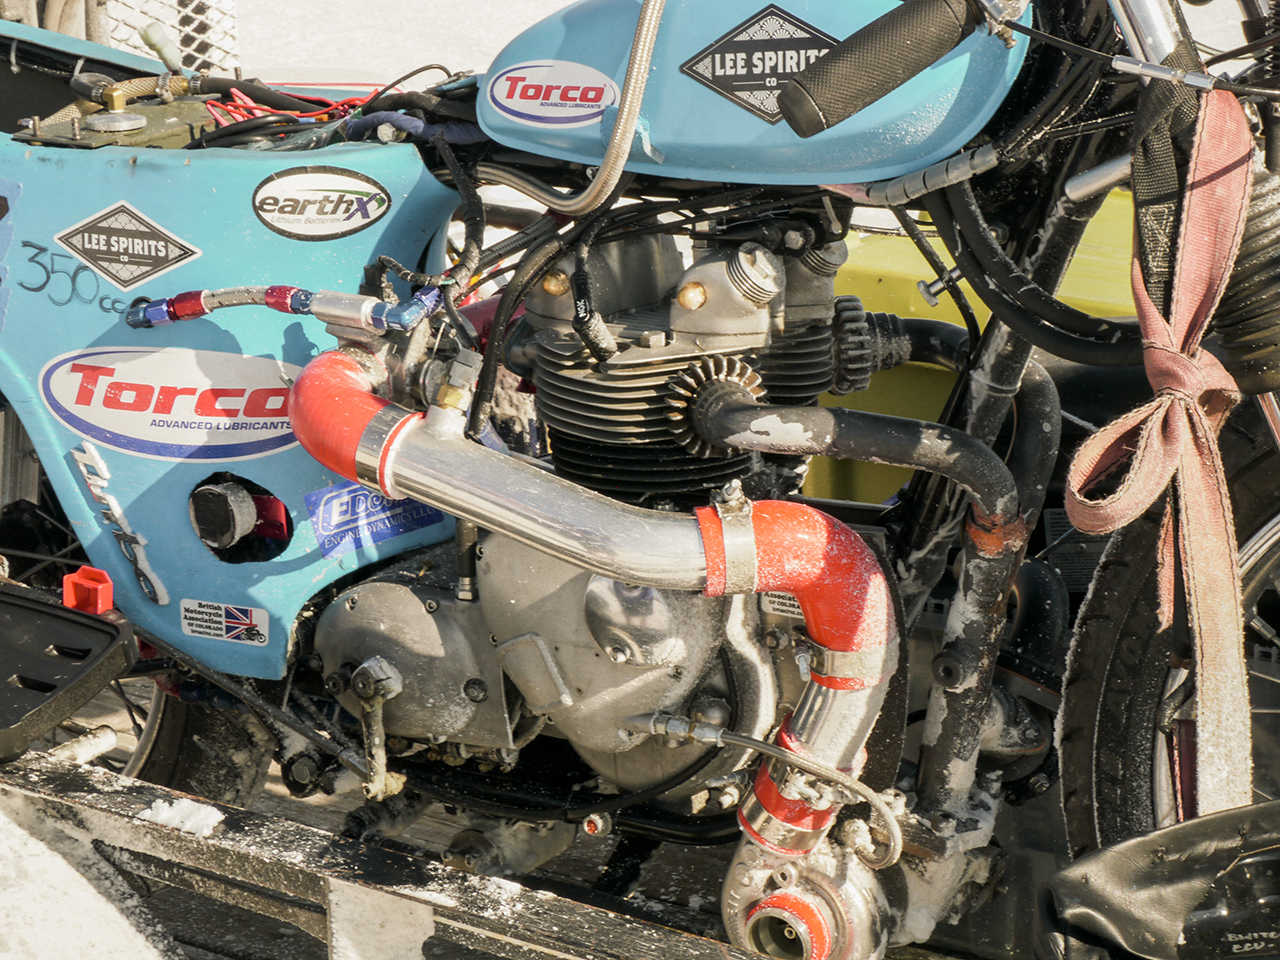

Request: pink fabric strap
left=1066, top=89, right=1254, bottom=815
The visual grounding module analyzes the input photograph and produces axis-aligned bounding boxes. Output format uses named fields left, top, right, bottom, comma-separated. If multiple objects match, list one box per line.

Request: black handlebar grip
left=777, top=0, right=977, bottom=139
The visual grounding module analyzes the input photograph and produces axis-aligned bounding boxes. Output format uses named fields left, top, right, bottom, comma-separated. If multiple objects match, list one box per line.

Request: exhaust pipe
left=289, top=348, right=899, bottom=853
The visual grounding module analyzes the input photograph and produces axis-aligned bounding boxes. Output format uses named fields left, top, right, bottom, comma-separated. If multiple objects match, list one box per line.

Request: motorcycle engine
left=314, top=226, right=844, bottom=800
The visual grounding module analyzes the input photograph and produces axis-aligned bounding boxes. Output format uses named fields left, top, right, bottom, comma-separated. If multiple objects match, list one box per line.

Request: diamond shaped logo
left=680, top=5, right=838, bottom=125
left=55, top=202, right=200, bottom=291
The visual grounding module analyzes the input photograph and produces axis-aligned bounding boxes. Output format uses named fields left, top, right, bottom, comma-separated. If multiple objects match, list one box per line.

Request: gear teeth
left=664, top=356, right=765, bottom=459
left=832, top=295, right=874, bottom=395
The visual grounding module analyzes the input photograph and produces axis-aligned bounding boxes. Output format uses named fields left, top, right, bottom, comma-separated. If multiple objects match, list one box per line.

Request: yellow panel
left=805, top=192, right=1134, bottom=502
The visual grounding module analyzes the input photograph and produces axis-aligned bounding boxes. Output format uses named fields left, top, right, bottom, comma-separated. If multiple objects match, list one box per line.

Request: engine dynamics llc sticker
left=180, top=600, right=269, bottom=646
left=252, top=167, right=392, bottom=241
left=487, top=60, right=620, bottom=128
left=305, top=480, right=444, bottom=559
left=40, top=347, right=300, bottom=461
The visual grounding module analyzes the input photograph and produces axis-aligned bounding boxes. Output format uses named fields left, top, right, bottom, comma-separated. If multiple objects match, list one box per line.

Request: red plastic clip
left=63, top=565, right=114, bottom=615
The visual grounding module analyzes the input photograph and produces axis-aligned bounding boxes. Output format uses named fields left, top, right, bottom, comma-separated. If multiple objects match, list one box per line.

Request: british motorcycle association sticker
left=680, top=5, right=837, bottom=124
left=55, top=202, right=200, bottom=291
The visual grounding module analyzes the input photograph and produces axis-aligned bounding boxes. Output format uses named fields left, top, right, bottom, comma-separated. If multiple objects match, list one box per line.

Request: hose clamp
left=714, top=480, right=757, bottom=595
left=807, top=644, right=894, bottom=683
left=356, top=404, right=419, bottom=498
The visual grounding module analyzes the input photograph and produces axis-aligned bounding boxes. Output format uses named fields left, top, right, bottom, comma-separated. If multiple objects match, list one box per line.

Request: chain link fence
left=0, top=0, right=237, bottom=72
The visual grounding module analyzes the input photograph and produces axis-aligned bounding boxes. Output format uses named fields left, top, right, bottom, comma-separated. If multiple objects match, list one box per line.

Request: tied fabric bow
left=1066, top=89, right=1254, bottom=816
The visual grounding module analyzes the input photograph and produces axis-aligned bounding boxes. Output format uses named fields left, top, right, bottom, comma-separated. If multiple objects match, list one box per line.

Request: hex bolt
left=582, top=812, right=613, bottom=837
left=351, top=656, right=403, bottom=702
left=323, top=663, right=355, bottom=697
left=424, top=598, right=439, bottom=614
left=463, top=678, right=488, bottom=703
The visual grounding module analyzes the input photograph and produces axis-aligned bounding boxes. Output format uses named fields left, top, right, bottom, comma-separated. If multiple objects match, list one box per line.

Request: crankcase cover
left=478, top=533, right=725, bottom=756
left=477, top=0, right=1029, bottom=185
left=314, top=580, right=513, bottom=749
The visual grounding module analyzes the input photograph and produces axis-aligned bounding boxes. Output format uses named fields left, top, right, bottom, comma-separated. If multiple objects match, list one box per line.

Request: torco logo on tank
left=487, top=61, right=620, bottom=127
left=40, top=348, right=302, bottom=461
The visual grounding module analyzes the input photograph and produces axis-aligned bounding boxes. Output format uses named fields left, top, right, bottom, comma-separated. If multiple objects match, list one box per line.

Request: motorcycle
left=1, top=0, right=1277, bottom=957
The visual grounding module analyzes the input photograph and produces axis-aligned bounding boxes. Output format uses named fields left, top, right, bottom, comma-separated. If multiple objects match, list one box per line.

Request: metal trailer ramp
left=0, top=752, right=760, bottom=960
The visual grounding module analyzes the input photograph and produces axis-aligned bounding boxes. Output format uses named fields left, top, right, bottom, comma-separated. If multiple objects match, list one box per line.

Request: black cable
left=190, top=76, right=327, bottom=113
left=1206, top=28, right=1280, bottom=67
left=1041, top=111, right=1135, bottom=140
left=890, top=205, right=980, bottom=344
left=431, top=134, right=486, bottom=291
left=999, top=21, right=1117, bottom=158
left=362, top=64, right=454, bottom=115
left=943, top=182, right=1142, bottom=349
left=1004, top=17, right=1280, bottom=102
left=465, top=176, right=633, bottom=442
left=465, top=235, right=567, bottom=442
left=922, top=191, right=1143, bottom=366
left=184, top=115, right=312, bottom=149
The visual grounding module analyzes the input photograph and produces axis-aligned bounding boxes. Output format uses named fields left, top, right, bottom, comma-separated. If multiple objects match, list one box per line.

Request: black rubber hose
left=921, top=191, right=1143, bottom=367
left=361, top=90, right=478, bottom=122
left=189, top=75, right=323, bottom=113
left=944, top=182, right=1141, bottom=347
left=1004, top=360, right=1060, bottom=523
left=778, top=0, right=975, bottom=138
left=897, top=314, right=971, bottom=370
left=692, top=384, right=1019, bottom=520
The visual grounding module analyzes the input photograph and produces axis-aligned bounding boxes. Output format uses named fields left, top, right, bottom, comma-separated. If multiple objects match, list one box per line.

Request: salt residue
left=0, top=802, right=180, bottom=959
left=136, top=798, right=224, bottom=838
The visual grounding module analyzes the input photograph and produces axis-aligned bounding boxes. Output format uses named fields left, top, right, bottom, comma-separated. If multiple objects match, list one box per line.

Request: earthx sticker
left=181, top=600, right=269, bottom=645
left=680, top=6, right=837, bottom=124
left=40, top=347, right=300, bottom=461
left=305, top=480, right=444, bottom=559
left=252, top=167, right=391, bottom=241
left=487, top=60, right=620, bottom=128
left=55, top=202, right=199, bottom=290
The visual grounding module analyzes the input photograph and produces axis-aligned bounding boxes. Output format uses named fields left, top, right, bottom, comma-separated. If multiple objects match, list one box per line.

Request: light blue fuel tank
left=476, top=0, right=1029, bottom=186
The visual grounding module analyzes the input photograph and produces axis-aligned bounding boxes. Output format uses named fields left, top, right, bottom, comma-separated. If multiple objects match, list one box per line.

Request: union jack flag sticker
left=224, top=605, right=266, bottom=644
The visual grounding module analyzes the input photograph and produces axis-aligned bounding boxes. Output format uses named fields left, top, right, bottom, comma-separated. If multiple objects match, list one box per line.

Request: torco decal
left=72, top=442, right=168, bottom=605
left=680, top=6, right=837, bottom=124
left=252, top=167, right=391, bottom=241
left=487, top=60, right=620, bottom=128
left=41, top=348, right=300, bottom=461
left=55, top=202, right=200, bottom=291
left=181, top=600, right=269, bottom=645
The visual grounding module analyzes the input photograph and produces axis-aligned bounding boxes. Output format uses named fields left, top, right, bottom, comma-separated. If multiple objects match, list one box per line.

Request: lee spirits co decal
left=305, top=480, right=444, bottom=559
left=181, top=599, right=269, bottom=646
left=41, top=347, right=300, bottom=461
left=253, top=167, right=391, bottom=241
left=680, top=6, right=837, bottom=124
left=487, top=60, right=620, bottom=128
left=55, top=202, right=199, bottom=291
